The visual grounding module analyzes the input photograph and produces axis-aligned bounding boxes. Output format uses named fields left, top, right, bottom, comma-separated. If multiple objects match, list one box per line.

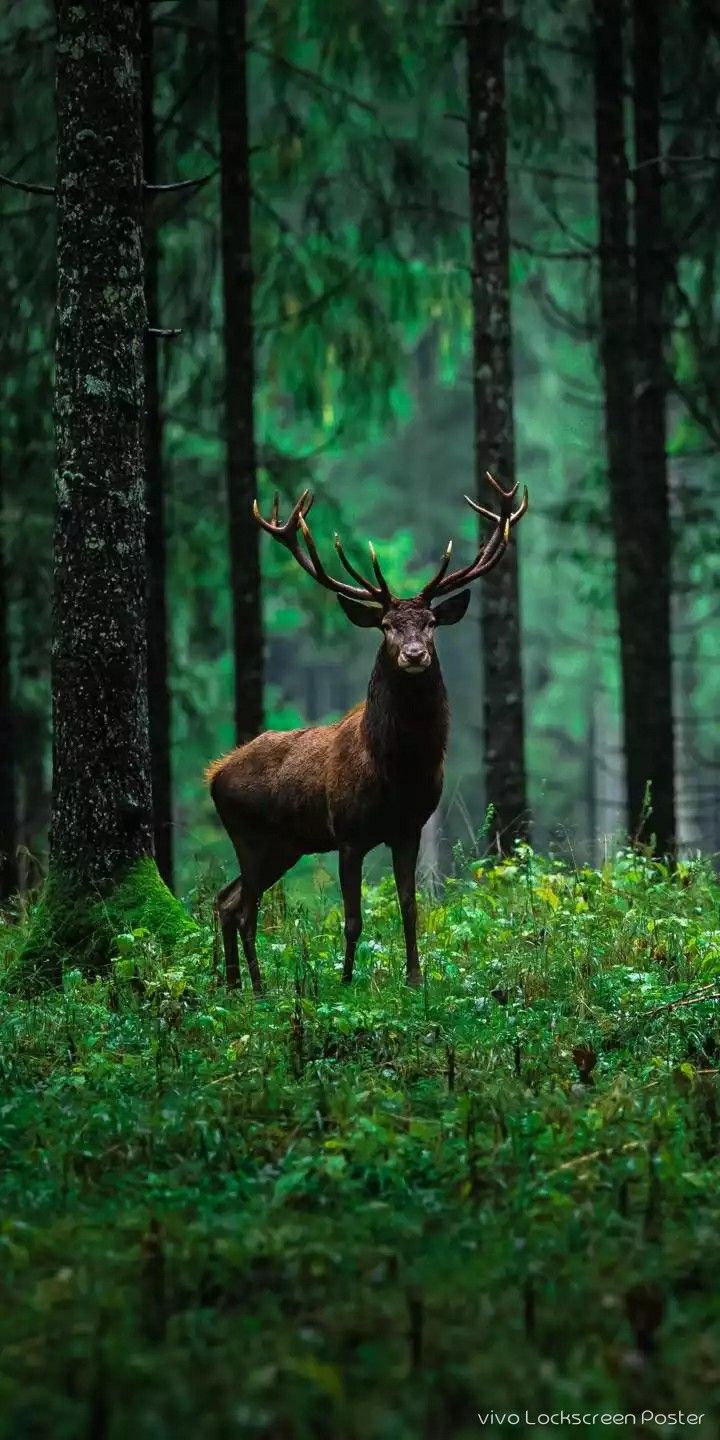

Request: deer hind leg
left=391, top=834, right=422, bottom=987
left=232, top=836, right=301, bottom=996
left=216, top=876, right=244, bottom=989
left=236, top=884, right=263, bottom=995
left=339, top=845, right=364, bottom=984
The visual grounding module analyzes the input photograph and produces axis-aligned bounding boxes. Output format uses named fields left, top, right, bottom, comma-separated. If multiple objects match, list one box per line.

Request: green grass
left=1, top=845, right=720, bottom=1439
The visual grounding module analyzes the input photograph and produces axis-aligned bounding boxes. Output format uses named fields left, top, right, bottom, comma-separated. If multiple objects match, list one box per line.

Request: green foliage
left=4, top=0, right=720, bottom=885
left=7, top=858, right=194, bottom=993
left=1, top=850, right=720, bottom=1434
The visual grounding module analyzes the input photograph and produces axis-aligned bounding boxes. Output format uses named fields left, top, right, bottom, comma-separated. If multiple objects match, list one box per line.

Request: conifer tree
left=51, top=0, right=154, bottom=886
left=465, top=0, right=528, bottom=850
left=142, top=4, right=174, bottom=887
left=630, top=0, right=675, bottom=853
left=218, top=0, right=263, bottom=744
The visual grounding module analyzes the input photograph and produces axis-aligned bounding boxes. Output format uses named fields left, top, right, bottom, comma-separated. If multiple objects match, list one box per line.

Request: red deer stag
left=207, top=474, right=528, bottom=992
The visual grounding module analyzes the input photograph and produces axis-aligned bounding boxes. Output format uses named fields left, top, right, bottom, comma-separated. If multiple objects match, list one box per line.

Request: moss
left=6, top=858, right=195, bottom=993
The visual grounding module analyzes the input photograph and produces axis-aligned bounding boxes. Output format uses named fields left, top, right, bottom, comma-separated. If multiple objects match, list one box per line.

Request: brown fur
left=210, top=661, right=446, bottom=854
left=213, top=480, right=527, bottom=993
left=208, top=605, right=454, bottom=993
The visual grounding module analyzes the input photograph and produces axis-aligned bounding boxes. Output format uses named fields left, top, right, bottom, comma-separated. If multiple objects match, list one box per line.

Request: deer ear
left=336, top=594, right=384, bottom=628
left=432, top=590, right=471, bottom=626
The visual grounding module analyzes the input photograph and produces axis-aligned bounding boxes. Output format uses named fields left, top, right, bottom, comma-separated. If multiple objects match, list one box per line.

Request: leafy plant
left=1, top=849, right=719, bottom=1436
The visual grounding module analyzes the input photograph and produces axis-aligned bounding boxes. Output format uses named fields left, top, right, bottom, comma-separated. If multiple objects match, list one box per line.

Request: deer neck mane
left=362, top=645, right=449, bottom=773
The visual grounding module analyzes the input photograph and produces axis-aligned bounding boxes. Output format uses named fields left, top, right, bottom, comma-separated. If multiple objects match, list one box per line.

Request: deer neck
left=362, top=646, right=449, bottom=774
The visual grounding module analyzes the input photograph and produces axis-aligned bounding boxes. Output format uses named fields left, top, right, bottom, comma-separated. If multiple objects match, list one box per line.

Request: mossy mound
left=6, top=857, right=195, bottom=992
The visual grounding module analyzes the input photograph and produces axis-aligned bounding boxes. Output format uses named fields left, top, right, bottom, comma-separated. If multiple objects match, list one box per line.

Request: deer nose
left=400, top=644, right=430, bottom=668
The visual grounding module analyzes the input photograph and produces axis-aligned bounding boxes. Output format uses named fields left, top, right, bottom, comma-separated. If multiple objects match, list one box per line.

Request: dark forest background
left=2, top=0, right=719, bottom=899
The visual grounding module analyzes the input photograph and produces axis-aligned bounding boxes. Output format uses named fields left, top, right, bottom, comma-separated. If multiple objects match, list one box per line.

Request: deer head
left=253, top=472, right=528, bottom=677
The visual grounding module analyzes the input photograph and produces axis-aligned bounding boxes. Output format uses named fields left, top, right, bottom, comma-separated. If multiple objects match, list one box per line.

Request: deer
left=207, top=472, right=528, bottom=994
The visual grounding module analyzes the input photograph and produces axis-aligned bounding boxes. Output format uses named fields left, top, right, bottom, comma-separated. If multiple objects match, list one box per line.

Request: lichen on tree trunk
left=9, top=0, right=192, bottom=987
left=466, top=0, right=528, bottom=853
left=51, top=0, right=153, bottom=886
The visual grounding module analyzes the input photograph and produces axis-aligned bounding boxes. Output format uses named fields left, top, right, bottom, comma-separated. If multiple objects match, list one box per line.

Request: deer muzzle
left=398, top=646, right=432, bottom=673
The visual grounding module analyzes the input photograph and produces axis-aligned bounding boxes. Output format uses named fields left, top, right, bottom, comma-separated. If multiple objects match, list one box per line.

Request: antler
left=254, top=477, right=527, bottom=610
left=422, top=471, right=528, bottom=603
left=253, top=489, right=393, bottom=606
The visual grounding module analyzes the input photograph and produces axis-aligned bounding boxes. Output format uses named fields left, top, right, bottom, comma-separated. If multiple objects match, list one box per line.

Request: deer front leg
left=391, top=834, right=421, bottom=987
left=339, top=845, right=363, bottom=983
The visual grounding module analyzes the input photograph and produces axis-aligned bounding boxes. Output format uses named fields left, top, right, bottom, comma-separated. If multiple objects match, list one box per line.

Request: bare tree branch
left=0, top=172, right=54, bottom=196
left=510, top=238, right=596, bottom=260
left=144, top=169, right=218, bottom=195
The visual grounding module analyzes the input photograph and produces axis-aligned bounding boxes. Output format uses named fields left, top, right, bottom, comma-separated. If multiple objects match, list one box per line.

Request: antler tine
left=424, top=472, right=529, bottom=601
left=513, top=485, right=530, bottom=521
left=484, top=469, right=519, bottom=502
left=421, top=539, right=454, bottom=602
left=465, top=486, right=527, bottom=527
left=334, top=533, right=378, bottom=592
left=252, top=490, right=389, bottom=604
left=465, top=470, right=528, bottom=529
left=289, top=488, right=312, bottom=525
left=464, top=496, right=500, bottom=524
left=253, top=487, right=311, bottom=537
left=368, top=542, right=392, bottom=603
left=298, top=511, right=340, bottom=588
left=252, top=496, right=273, bottom=532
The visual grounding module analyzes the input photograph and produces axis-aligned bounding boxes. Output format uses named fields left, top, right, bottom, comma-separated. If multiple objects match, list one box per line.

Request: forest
left=1, top=0, right=720, bottom=1435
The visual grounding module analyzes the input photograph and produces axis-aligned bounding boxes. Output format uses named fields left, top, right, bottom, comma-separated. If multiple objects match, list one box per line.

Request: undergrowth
left=1, top=845, right=719, bottom=1438
left=8, top=857, right=193, bottom=990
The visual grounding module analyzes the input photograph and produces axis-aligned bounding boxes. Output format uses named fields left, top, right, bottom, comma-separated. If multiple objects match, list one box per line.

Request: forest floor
left=1, top=847, right=720, bottom=1439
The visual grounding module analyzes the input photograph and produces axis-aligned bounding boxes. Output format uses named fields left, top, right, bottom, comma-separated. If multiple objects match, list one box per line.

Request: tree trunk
left=466, top=0, right=527, bottom=852
left=16, top=698, right=48, bottom=890
left=584, top=681, right=598, bottom=868
left=218, top=0, right=263, bottom=745
left=52, top=0, right=153, bottom=883
left=593, top=0, right=638, bottom=849
left=0, top=448, right=18, bottom=900
left=631, top=0, right=676, bottom=854
left=142, top=6, right=174, bottom=888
